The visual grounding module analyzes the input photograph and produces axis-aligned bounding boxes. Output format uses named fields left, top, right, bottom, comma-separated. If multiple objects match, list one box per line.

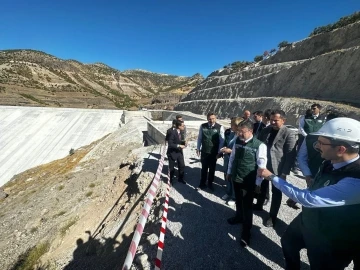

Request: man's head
left=262, top=109, right=271, bottom=124
left=270, top=110, right=286, bottom=130
left=237, top=119, right=254, bottom=141
left=176, top=115, right=183, bottom=121
left=175, top=120, right=185, bottom=131
left=253, top=111, right=263, bottom=123
left=311, top=103, right=322, bottom=116
left=172, top=119, right=177, bottom=128
left=243, top=110, right=251, bottom=120
left=207, top=112, right=216, bottom=125
left=230, top=117, right=244, bottom=132
left=312, top=117, right=360, bottom=162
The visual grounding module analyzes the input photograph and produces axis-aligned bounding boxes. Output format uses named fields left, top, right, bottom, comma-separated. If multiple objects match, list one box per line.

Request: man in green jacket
left=196, top=112, right=225, bottom=191
left=226, top=119, right=267, bottom=247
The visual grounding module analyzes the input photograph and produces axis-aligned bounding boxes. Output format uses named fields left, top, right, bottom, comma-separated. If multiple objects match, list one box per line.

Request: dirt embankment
left=0, top=118, right=167, bottom=270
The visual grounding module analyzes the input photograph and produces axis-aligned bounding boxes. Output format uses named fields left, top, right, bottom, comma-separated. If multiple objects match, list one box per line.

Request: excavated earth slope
left=175, top=22, right=360, bottom=123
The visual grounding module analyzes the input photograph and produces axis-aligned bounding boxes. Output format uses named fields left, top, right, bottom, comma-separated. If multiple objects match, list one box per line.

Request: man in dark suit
left=167, top=120, right=187, bottom=184
left=165, top=119, right=177, bottom=144
left=254, top=109, right=297, bottom=227
left=252, top=111, right=266, bottom=137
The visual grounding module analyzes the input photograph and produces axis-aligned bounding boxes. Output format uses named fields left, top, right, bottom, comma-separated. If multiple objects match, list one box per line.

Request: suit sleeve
left=197, top=125, right=203, bottom=150
left=168, top=131, right=179, bottom=150
left=165, top=129, right=171, bottom=142
left=218, top=125, right=225, bottom=153
left=280, top=130, right=297, bottom=175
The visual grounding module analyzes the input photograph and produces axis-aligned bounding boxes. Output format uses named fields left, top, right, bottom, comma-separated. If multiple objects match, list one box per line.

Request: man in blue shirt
left=258, top=117, right=360, bottom=270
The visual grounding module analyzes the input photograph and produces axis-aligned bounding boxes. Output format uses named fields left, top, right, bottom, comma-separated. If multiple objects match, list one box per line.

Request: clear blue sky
left=1, top=0, right=359, bottom=77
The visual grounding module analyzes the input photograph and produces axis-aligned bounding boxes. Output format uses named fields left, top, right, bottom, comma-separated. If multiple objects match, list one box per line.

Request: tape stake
left=122, top=144, right=168, bottom=270
left=154, top=169, right=171, bottom=270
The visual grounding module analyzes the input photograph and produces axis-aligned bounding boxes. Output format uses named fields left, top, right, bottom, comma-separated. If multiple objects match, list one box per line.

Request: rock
left=146, top=233, right=158, bottom=245
left=135, top=253, right=149, bottom=267
left=0, top=190, right=8, bottom=200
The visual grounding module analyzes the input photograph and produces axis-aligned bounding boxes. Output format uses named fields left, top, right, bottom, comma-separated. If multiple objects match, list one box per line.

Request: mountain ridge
left=0, top=49, right=204, bottom=109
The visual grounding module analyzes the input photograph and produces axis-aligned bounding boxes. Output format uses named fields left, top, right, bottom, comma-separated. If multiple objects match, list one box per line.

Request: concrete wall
left=122, top=110, right=151, bottom=124
left=0, top=106, right=123, bottom=187
left=147, top=121, right=166, bottom=144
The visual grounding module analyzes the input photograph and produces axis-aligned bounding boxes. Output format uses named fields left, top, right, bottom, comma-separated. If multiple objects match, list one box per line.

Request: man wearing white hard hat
left=258, top=117, right=360, bottom=270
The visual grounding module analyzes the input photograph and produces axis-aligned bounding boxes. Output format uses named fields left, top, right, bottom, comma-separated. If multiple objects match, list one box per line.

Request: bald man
left=243, top=110, right=254, bottom=122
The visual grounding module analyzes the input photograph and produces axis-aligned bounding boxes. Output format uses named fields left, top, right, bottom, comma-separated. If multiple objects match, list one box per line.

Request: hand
left=255, top=185, right=261, bottom=194
left=196, top=149, right=200, bottom=157
left=305, top=176, right=313, bottom=187
left=223, top=147, right=231, bottom=154
left=286, top=198, right=300, bottom=209
left=179, top=145, right=185, bottom=149
left=257, top=168, right=271, bottom=179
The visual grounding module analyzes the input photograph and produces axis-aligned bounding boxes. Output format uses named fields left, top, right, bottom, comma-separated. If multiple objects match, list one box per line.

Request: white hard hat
left=310, top=117, right=360, bottom=144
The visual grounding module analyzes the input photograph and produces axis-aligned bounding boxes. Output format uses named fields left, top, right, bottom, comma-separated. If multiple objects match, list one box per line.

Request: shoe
left=227, top=199, right=235, bottom=206
left=179, top=179, right=187, bottom=184
left=252, top=204, right=263, bottom=211
left=265, top=217, right=275, bottom=227
left=227, top=216, right=243, bottom=225
left=222, top=194, right=230, bottom=200
left=196, top=184, right=207, bottom=190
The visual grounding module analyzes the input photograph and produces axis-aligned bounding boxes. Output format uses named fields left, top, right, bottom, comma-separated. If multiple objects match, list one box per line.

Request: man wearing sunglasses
left=258, top=117, right=360, bottom=270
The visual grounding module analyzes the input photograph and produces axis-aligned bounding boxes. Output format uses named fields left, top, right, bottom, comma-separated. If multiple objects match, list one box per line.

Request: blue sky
left=1, top=0, right=359, bottom=77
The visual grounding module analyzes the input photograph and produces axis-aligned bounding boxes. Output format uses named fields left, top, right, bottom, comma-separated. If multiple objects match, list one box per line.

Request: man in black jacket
left=167, top=120, right=187, bottom=184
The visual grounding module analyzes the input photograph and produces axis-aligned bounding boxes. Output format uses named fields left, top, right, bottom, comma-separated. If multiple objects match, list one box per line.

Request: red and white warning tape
left=154, top=169, right=171, bottom=270
left=122, top=145, right=167, bottom=270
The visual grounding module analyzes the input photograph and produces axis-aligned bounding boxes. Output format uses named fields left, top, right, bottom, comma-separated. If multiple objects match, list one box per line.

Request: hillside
left=175, top=15, right=360, bottom=124
left=0, top=50, right=203, bottom=109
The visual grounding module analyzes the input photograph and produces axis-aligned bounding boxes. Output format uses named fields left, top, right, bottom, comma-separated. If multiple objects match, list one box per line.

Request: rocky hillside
left=0, top=50, right=203, bottom=109
left=175, top=17, right=360, bottom=124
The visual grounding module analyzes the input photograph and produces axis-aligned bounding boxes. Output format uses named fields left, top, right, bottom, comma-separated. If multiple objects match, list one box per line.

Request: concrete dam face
left=0, top=106, right=123, bottom=187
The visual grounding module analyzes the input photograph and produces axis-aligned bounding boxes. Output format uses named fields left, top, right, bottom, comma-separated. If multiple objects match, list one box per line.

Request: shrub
left=310, top=11, right=360, bottom=36
left=59, top=217, right=78, bottom=237
left=254, top=55, right=264, bottom=62
left=278, top=41, right=291, bottom=48
left=9, top=241, right=50, bottom=270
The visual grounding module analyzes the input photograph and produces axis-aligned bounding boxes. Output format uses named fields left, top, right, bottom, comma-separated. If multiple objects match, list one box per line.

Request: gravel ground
left=156, top=140, right=354, bottom=270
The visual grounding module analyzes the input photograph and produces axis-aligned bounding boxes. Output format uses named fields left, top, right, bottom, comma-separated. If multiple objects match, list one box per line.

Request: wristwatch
left=266, top=174, right=276, bottom=181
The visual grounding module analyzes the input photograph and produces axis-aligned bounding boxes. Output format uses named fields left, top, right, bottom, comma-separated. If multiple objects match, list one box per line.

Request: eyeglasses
left=316, top=140, right=334, bottom=147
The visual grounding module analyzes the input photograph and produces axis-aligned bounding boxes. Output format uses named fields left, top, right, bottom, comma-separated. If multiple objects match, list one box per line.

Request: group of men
left=165, top=107, right=360, bottom=269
